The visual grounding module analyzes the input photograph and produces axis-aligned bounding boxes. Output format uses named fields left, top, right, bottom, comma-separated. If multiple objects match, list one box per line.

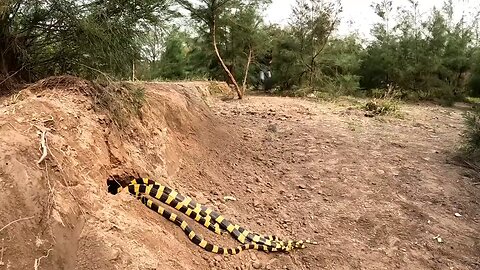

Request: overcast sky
left=264, top=0, right=478, bottom=38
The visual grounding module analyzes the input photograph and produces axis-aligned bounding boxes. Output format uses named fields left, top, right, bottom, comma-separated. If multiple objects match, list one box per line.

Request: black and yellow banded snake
left=107, top=176, right=317, bottom=255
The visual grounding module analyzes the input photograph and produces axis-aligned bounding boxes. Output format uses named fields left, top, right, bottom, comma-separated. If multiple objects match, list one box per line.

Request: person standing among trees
left=258, top=50, right=273, bottom=91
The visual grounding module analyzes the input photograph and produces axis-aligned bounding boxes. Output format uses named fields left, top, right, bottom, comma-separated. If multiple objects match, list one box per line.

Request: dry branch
left=0, top=245, right=4, bottom=266
left=33, top=248, right=52, bottom=270
left=0, top=216, right=34, bottom=234
left=37, top=129, right=48, bottom=164
left=0, top=65, right=25, bottom=86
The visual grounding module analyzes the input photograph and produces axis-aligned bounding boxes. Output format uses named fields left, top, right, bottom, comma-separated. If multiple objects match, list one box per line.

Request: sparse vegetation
left=363, top=99, right=398, bottom=117
left=91, top=81, right=145, bottom=128
left=1, top=0, right=478, bottom=105
left=461, top=107, right=480, bottom=162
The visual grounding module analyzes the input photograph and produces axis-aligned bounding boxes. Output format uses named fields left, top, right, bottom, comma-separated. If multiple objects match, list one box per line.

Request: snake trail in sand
left=107, top=176, right=317, bottom=254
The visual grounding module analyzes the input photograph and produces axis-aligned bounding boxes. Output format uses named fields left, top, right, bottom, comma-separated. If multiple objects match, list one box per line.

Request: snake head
left=107, top=174, right=135, bottom=194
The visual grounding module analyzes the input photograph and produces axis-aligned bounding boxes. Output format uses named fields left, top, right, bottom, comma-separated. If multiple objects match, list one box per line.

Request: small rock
left=252, top=261, right=263, bottom=269
left=454, top=213, right=462, bottom=217
left=433, top=235, right=443, bottom=243
left=298, top=184, right=307, bottom=189
left=224, top=196, right=237, bottom=202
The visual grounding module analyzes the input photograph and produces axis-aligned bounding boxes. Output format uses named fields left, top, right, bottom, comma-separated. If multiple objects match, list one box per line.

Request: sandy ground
left=190, top=94, right=480, bottom=270
left=0, top=79, right=478, bottom=270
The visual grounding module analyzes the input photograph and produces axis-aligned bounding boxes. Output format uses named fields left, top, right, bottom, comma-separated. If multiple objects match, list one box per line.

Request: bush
left=461, top=107, right=480, bottom=161
left=363, top=99, right=398, bottom=117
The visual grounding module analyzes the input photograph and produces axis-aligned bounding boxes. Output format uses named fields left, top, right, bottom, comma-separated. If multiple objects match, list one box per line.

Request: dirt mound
left=0, top=77, right=240, bottom=270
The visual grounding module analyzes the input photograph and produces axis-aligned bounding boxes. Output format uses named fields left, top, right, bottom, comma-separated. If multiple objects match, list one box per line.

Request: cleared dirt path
left=198, top=95, right=479, bottom=270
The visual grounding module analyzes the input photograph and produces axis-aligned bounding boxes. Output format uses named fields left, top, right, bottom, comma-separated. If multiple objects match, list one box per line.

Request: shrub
left=363, top=99, right=398, bottom=116
left=461, top=107, right=480, bottom=161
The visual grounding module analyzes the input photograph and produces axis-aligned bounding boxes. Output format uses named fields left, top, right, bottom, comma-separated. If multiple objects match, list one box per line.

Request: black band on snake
left=107, top=176, right=317, bottom=254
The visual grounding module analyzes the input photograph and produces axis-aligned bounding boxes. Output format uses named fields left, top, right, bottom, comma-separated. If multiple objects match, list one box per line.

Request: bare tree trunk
left=211, top=17, right=242, bottom=99
left=241, top=47, right=253, bottom=96
left=132, top=60, right=135, bottom=81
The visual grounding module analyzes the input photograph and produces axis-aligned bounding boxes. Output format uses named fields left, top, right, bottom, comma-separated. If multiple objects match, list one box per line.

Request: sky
left=264, top=0, right=479, bottom=38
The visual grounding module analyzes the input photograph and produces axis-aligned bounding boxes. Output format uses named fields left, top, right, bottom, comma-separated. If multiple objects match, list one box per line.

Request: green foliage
left=2, top=0, right=480, bottom=105
left=461, top=107, right=480, bottom=161
left=363, top=99, right=398, bottom=116
left=362, top=85, right=399, bottom=116
left=469, top=50, right=480, bottom=97
left=156, top=29, right=189, bottom=80
left=0, top=0, right=171, bottom=90
left=359, top=1, right=476, bottom=104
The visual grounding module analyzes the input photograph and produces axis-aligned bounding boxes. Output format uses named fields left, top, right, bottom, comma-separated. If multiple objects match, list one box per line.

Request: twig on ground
left=464, top=160, right=480, bottom=171
left=0, top=242, right=5, bottom=266
left=0, top=216, right=35, bottom=234
left=35, top=124, right=52, bottom=164
left=37, top=129, right=48, bottom=164
left=33, top=248, right=52, bottom=270
left=40, top=116, right=54, bottom=124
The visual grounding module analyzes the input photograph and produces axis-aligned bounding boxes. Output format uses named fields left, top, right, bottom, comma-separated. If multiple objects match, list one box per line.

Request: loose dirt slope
left=0, top=78, right=478, bottom=270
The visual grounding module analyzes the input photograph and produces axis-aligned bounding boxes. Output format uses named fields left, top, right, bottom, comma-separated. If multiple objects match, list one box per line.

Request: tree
left=0, top=0, right=171, bottom=92
left=176, top=0, right=270, bottom=99
left=290, top=0, right=342, bottom=88
left=177, top=0, right=242, bottom=98
left=157, top=29, right=190, bottom=79
left=360, top=0, right=476, bottom=102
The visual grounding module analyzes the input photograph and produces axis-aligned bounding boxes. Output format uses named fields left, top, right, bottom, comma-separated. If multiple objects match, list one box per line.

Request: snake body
left=128, top=178, right=287, bottom=248
left=107, top=176, right=316, bottom=254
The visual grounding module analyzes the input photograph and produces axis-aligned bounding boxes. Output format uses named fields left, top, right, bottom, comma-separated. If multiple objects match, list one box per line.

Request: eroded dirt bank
left=0, top=78, right=478, bottom=269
